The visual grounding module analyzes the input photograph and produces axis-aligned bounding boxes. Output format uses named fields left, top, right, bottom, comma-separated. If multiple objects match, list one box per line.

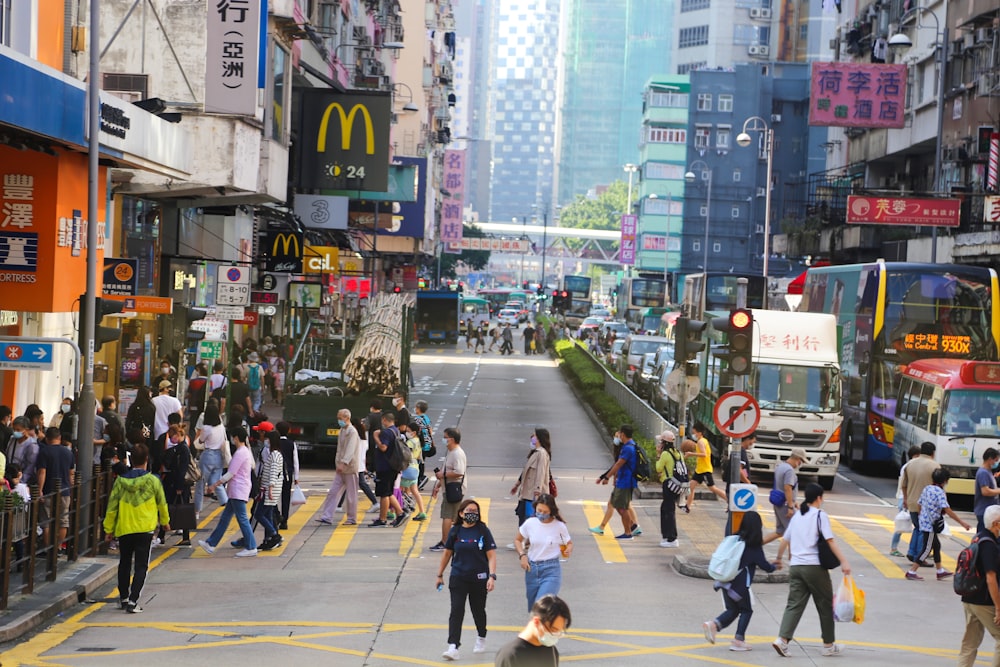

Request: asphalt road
left=1, top=332, right=984, bottom=666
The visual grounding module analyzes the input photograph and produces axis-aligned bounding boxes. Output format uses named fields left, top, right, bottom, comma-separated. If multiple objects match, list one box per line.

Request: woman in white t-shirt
left=194, top=404, right=229, bottom=519
left=514, top=494, right=572, bottom=611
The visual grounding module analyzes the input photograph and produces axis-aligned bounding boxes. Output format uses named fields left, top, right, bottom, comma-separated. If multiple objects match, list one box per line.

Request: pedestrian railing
left=0, top=466, right=115, bottom=610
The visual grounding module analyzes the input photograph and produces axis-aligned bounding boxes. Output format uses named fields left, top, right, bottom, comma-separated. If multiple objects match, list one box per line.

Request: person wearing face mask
left=392, top=390, right=411, bottom=436
left=436, top=498, right=498, bottom=661
left=514, top=494, right=572, bottom=611
left=494, top=594, right=572, bottom=667
left=6, top=416, right=40, bottom=486
left=158, top=424, right=192, bottom=547
left=511, top=429, right=552, bottom=528
left=317, top=409, right=361, bottom=525
left=974, top=448, right=1000, bottom=534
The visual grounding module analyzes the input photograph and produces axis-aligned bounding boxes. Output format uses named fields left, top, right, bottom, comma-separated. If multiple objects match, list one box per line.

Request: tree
left=435, top=222, right=490, bottom=280
left=558, top=180, right=630, bottom=231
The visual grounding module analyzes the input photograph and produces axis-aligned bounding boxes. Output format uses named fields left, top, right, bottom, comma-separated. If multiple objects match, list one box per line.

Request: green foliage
left=437, top=223, right=490, bottom=278
left=558, top=181, right=630, bottom=231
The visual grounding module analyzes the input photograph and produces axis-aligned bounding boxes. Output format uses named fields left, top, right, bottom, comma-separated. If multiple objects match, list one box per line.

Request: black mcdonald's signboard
left=296, top=89, right=391, bottom=192
left=263, top=230, right=304, bottom=273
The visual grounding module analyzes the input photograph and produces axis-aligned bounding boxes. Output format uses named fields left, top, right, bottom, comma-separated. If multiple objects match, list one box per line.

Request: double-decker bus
left=801, top=261, right=1000, bottom=471
left=681, top=272, right=767, bottom=321
left=615, top=276, right=668, bottom=330
left=894, top=360, right=1000, bottom=496
left=562, top=275, right=593, bottom=327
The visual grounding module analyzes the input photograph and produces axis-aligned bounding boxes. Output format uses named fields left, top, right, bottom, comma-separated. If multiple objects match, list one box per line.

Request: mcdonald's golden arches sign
left=263, top=230, right=303, bottom=273
left=296, top=90, right=391, bottom=192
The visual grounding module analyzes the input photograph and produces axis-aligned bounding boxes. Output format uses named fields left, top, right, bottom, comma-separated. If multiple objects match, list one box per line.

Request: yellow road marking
left=398, top=493, right=437, bottom=555
left=581, top=500, right=627, bottom=563
left=827, top=515, right=904, bottom=579
left=323, top=499, right=373, bottom=556
left=865, top=514, right=956, bottom=576
left=260, top=494, right=324, bottom=557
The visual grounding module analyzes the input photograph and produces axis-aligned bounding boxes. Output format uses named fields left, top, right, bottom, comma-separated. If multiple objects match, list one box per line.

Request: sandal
left=682, top=506, right=691, bottom=514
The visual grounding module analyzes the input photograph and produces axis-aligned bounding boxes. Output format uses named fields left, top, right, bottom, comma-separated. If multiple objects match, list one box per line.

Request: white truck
left=698, top=309, right=843, bottom=490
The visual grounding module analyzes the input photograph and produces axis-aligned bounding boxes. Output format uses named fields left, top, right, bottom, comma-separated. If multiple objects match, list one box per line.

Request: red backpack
left=954, top=534, right=991, bottom=597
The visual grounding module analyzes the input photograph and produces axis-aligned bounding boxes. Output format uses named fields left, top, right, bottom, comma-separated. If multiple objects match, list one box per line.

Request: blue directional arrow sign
left=729, top=484, right=759, bottom=513
left=0, top=341, right=55, bottom=371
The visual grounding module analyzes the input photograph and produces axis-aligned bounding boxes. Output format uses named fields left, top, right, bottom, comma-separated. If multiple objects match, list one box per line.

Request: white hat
left=658, top=430, right=676, bottom=443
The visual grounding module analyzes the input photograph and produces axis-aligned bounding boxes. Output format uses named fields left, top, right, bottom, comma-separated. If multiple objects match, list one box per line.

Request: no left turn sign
left=713, top=390, right=761, bottom=439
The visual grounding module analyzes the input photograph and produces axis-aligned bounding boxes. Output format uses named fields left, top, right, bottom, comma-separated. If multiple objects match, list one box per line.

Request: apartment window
left=713, top=242, right=721, bottom=253
left=718, top=94, right=733, bottom=112
left=732, top=168, right=742, bottom=182
left=648, top=127, right=687, bottom=144
left=693, top=240, right=701, bottom=252
left=731, top=206, right=740, bottom=218
left=0, top=0, right=10, bottom=46
left=697, top=93, right=712, bottom=111
left=699, top=204, right=708, bottom=217
left=677, top=62, right=707, bottom=75
left=679, top=25, right=709, bottom=48
left=734, top=25, right=771, bottom=46
left=681, top=0, right=710, bottom=11
left=271, top=45, right=287, bottom=141
left=103, top=73, right=149, bottom=102
left=649, top=91, right=690, bottom=108
left=645, top=162, right=685, bottom=180
left=694, top=125, right=711, bottom=149
left=716, top=126, right=731, bottom=149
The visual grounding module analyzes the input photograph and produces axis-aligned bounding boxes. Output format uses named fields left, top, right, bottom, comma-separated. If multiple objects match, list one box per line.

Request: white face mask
left=537, top=621, right=563, bottom=647
left=61, top=404, right=71, bottom=414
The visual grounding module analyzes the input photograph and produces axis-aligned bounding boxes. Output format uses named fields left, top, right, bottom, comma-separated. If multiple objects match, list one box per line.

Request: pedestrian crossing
left=175, top=492, right=975, bottom=579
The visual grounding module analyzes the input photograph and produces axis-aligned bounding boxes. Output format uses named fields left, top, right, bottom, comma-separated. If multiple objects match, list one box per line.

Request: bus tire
left=819, top=475, right=835, bottom=491
left=843, top=422, right=861, bottom=471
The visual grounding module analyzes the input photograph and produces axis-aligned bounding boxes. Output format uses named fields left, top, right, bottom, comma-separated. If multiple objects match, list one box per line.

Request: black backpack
left=631, top=443, right=652, bottom=483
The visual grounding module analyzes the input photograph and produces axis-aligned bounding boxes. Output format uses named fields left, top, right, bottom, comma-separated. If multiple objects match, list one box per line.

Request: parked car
left=649, top=361, right=674, bottom=416
left=617, top=334, right=673, bottom=385
left=634, top=345, right=673, bottom=397
left=498, top=308, right=520, bottom=328
left=606, top=338, right=625, bottom=367
left=577, top=316, right=604, bottom=339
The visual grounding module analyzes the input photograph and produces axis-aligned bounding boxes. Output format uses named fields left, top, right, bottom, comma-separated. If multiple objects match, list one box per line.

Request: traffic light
left=523, top=281, right=529, bottom=290
left=169, top=305, right=208, bottom=352
left=711, top=308, right=754, bottom=376
left=536, top=286, right=544, bottom=296
left=79, top=295, right=125, bottom=353
left=674, top=316, right=707, bottom=371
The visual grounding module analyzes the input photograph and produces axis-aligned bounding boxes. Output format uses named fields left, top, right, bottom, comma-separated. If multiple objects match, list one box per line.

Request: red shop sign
left=846, top=195, right=961, bottom=227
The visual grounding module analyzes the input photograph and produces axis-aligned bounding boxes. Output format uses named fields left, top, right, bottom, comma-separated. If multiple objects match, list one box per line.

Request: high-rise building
left=487, top=0, right=561, bottom=223
left=557, top=0, right=673, bottom=205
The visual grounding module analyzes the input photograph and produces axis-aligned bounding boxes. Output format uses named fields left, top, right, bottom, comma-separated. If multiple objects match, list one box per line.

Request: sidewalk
left=0, top=556, right=116, bottom=643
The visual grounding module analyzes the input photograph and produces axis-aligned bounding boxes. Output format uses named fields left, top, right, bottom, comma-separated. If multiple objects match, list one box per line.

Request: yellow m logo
left=272, top=233, right=300, bottom=257
left=317, top=103, right=375, bottom=154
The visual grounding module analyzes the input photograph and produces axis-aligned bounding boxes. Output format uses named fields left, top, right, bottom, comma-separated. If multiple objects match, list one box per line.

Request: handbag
left=549, top=475, right=558, bottom=498
left=769, top=489, right=787, bottom=506
left=185, top=457, right=202, bottom=485
left=290, top=483, right=307, bottom=506
left=445, top=476, right=464, bottom=503
left=170, top=503, right=197, bottom=530
left=816, top=511, right=841, bottom=569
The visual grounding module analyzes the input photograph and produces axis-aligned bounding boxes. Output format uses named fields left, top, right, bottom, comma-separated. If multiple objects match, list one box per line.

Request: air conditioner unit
left=976, top=27, right=992, bottom=44
left=978, top=73, right=994, bottom=96
left=754, top=45, right=770, bottom=57
left=748, top=45, right=761, bottom=55
left=758, top=8, right=772, bottom=19
left=361, top=58, right=384, bottom=77
left=964, top=33, right=975, bottom=50
left=756, top=187, right=766, bottom=198
left=749, top=8, right=762, bottom=18
left=771, top=113, right=782, bottom=123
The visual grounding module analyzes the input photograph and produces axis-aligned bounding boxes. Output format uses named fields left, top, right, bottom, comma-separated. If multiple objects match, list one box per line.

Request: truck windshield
left=753, top=364, right=840, bottom=413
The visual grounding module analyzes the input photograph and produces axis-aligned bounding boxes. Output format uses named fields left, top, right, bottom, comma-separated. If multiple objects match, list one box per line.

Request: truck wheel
left=842, top=422, right=860, bottom=471
left=820, top=476, right=835, bottom=491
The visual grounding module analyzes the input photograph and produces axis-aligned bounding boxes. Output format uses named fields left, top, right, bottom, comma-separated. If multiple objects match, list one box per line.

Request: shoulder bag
left=445, top=475, right=464, bottom=503
left=816, top=510, right=841, bottom=569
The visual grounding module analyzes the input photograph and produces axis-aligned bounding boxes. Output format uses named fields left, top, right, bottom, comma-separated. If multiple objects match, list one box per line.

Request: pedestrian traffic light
left=79, top=295, right=125, bottom=353
left=536, top=286, right=544, bottom=296
left=675, top=316, right=707, bottom=371
left=711, top=308, right=754, bottom=376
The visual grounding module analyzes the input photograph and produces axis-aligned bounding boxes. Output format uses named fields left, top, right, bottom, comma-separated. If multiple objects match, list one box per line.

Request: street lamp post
left=685, top=162, right=713, bottom=273
left=888, top=3, right=949, bottom=263
left=736, top=117, right=774, bottom=278
left=623, top=163, right=638, bottom=214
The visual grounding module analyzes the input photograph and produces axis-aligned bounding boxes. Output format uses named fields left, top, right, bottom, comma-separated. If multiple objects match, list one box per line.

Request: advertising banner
left=103, top=258, right=138, bottom=296
left=262, top=230, right=303, bottom=272
left=809, top=62, right=906, bottom=129
left=619, top=214, right=637, bottom=265
left=440, top=150, right=465, bottom=245
left=294, top=194, right=349, bottom=230
left=205, top=0, right=261, bottom=115
left=846, top=195, right=961, bottom=227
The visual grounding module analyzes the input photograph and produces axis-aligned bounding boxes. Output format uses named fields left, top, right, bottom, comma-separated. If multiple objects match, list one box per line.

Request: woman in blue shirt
left=435, top=498, right=498, bottom=661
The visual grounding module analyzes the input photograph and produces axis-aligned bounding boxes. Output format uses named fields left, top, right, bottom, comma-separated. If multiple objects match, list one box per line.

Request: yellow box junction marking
left=581, top=500, right=627, bottom=563
left=323, top=499, right=374, bottom=557
left=863, top=513, right=958, bottom=570
left=261, top=494, right=324, bottom=557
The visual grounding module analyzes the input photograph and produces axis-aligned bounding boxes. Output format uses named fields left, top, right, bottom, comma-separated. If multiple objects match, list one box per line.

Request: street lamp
left=736, top=117, right=775, bottom=278
left=888, top=3, right=949, bottom=263
left=685, top=162, right=713, bottom=273
left=391, top=82, right=419, bottom=113
left=623, top=163, right=639, bottom=214
left=649, top=193, right=673, bottom=283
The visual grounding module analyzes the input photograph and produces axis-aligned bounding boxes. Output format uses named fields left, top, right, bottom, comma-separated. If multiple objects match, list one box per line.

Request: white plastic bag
left=833, top=574, right=856, bottom=622
left=894, top=509, right=911, bottom=533
left=290, top=484, right=306, bottom=506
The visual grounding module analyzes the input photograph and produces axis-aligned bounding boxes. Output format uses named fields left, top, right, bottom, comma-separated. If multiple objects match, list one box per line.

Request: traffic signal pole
left=728, top=278, right=749, bottom=535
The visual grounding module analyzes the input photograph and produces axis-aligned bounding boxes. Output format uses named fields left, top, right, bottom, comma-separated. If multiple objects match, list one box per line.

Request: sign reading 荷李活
left=809, top=62, right=906, bottom=129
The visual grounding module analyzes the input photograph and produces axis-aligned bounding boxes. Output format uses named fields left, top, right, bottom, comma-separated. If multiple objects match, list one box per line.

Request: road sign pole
left=728, top=278, right=749, bottom=535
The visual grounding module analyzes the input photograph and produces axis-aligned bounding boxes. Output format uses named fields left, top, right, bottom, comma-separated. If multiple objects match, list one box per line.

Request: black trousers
left=660, top=481, right=678, bottom=542
left=117, top=532, right=153, bottom=604
left=281, top=476, right=292, bottom=525
left=447, top=576, right=489, bottom=648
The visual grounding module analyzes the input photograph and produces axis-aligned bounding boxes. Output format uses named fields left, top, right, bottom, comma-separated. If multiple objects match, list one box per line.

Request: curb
left=0, top=559, right=116, bottom=643
left=672, top=553, right=789, bottom=583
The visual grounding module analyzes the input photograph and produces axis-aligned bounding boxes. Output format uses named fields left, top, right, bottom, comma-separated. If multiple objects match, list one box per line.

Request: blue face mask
left=338, top=419, right=347, bottom=428
left=613, top=436, right=621, bottom=446
left=992, top=461, right=999, bottom=471
left=535, top=511, right=551, bottom=522
left=11, top=431, right=22, bottom=439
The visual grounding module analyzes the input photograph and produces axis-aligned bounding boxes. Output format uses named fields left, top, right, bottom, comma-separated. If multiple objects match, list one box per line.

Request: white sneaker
left=335, top=507, right=344, bottom=513
left=151, top=537, right=162, bottom=548
left=234, top=548, right=258, bottom=558
left=442, top=644, right=460, bottom=660
left=473, top=636, right=486, bottom=653
left=505, top=543, right=517, bottom=550
left=197, top=540, right=215, bottom=555
left=660, top=539, right=679, bottom=548
left=821, top=644, right=843, bottom=657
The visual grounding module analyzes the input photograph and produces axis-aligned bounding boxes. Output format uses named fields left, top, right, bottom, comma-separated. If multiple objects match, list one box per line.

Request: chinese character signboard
left=205, top=0, right=261, bottom=115
left=809, top=62, right=906, bottom=129
left=619, top=214, right=637, bottom=265
left=440, top=150, right=465, bottom=246
left=846, top=195, right=961, bottom=227
left=296, top=89, right=391, bottom=191
left=103, top=258, right=138, bottom=296
left=985, top=196, right=1000, bottom=224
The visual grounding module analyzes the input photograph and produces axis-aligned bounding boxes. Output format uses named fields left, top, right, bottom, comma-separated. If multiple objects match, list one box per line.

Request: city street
left=1, top=338, right=982, bottom=666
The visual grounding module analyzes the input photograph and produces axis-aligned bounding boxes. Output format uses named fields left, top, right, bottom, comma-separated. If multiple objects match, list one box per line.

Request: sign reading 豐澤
left=296, top=90, right=391, bottom=192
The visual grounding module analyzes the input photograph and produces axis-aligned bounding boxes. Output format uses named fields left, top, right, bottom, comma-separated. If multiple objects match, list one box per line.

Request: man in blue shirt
left=974, top=448, right=1000, bottom=533
left=373, top=413, right=407, bottom=528
left=597, top=424, right=638, bottom=540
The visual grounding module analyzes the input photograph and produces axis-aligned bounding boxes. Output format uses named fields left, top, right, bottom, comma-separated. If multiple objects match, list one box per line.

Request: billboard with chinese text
left=440, top=150, right=465, bottom=245
left=846, top=195, right=960, bottom=227
left=809, top=62, right=906, bottom=129
left=619, top=214, right=637, bottom=265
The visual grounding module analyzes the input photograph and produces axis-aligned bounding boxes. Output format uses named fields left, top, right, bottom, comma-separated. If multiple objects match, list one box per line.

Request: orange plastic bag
left=851, top=576, right=865, bottom=624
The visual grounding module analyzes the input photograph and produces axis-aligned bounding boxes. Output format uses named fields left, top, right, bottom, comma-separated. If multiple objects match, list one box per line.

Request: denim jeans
left=207, top=498, right=256, bottom=550
left=195, top=448, right=227, bottom=513
left=524, top=557, right=561, bottom=611
left=257, top=504, right=278, bottom=539
left=907, top=511, right=924, bottom=561
left=250, top=388, right=263, bottom=412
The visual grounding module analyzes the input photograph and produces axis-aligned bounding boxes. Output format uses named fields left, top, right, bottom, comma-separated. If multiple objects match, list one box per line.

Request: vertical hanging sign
left=205, top=0, right=261, bottom=115
left=440, top=150, right=465, bottom=250
left=619, top=214, right=637, bottom=265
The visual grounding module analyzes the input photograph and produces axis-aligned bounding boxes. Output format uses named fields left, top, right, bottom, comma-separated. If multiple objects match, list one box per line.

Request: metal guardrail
left=0, top=467, right=115, bottom=610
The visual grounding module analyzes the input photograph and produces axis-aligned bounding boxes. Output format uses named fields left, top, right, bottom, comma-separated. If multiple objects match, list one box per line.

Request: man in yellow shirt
left=687, top=422, right=728, bottom=510
left=104, top=443, right=170, bottom=614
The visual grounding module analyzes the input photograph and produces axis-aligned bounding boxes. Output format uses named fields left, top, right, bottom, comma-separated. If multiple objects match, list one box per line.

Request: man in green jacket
left=104, top=443, right=170, bottom=614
